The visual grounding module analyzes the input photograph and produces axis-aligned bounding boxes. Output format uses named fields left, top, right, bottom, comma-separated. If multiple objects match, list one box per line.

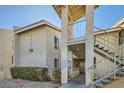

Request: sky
left=0, top=5, right=124, bottom=30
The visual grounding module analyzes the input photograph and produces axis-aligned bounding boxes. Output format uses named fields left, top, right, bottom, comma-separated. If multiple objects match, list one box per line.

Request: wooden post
left=85, top=5, right=94, bottom=86
left=61, top=5, right=69, bottom=84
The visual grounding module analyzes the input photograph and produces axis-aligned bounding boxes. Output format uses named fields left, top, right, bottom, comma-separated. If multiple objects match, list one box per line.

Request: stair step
left=98, top=45, right=104, bottom=49
left=95, top=82, right=104, bottom=88
left=103, top=48, right=110, bottom=52
left=108, top=75, right=119, bottom=80
left=102, top=78, right=111, bottom=84
left=95, top=43, right=99, bottom=47
left=108, top=50, right=114, bottom=54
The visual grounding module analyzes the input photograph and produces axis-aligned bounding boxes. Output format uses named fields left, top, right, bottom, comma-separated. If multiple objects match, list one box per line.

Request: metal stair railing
left=95, top=32, right=124, bottom=64
left=95, top=36, right=119, bottom=52
left=95, top=27, right=124, bottom=58
left=88, top=57, right=124, bottom=87
left=95, top=36, right=121, bottom=64
left=89, top=32, right=124, bottom=87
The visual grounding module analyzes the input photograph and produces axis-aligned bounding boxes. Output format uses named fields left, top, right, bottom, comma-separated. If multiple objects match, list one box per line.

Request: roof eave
left=15, top=20, right=61, bottom=34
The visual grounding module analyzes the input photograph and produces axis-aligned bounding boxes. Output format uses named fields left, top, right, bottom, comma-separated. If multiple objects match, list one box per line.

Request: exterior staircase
left=94, top=67, right=124, bottom=88
left=67, top=34, right=124, bottom=88
left=88, top=35, right=124, bottom=88
left=68, top=19, right=124, bottom=88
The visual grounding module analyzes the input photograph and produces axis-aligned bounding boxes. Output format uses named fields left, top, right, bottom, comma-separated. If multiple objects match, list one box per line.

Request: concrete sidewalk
left=60, top=74, right=88, bottom=88
left=0, top=79, right=60, bottom=88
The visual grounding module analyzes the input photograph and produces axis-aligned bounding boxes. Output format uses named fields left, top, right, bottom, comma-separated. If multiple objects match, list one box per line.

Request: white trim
left=94, top=27, right=122, bottom=35
left=15, top=20, right=61, bottom=34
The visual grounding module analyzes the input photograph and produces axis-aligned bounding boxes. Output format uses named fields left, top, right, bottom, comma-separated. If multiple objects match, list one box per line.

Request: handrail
left=94, top=66, right=124, bottom=85
left=95, top=39, right=118, bottom=52
left=69, top=20, right=124, bottom=44
left=69, top=19, right=124, bottom=40
left=95, top=36, right=117, bottom=47
left=95, top=26, right=124, bottom=41
left=88, top=59, right=105, bottom=70
left=88, top=56, right=121, bottom=71
left=88, top=57, right=124, bottom=87
left=88, top=50, right=123, bottom=87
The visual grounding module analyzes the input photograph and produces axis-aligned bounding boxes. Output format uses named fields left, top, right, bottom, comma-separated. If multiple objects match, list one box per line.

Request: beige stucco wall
left=15, top=26, right=47, bottom=67
left=46, top=26, right=61, bottom=69
left=0, top=29, right=12, bottom=80
left=15, top=25, right=61, bottom=70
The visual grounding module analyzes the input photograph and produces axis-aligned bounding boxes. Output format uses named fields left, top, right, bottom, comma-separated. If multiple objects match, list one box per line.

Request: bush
left=10, top=67, right=50, bottom=81
left=52, top=68, right=61, bottom=83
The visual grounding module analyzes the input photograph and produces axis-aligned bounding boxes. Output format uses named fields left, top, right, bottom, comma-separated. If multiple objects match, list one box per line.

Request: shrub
left=10, top=67, right=50, bottom=81
left=52, top=68, right=61, bottom=83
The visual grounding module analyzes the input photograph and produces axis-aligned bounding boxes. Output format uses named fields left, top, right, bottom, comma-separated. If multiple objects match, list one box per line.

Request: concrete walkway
left=60, top=74, right=88, bottom=88
left=0, top=79, right=60, bottom=88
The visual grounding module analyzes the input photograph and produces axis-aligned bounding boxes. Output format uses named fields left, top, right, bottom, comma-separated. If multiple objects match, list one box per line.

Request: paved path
left=0, top=79, right=60, bottom=88
left=60, top=74, right=88, bottom=88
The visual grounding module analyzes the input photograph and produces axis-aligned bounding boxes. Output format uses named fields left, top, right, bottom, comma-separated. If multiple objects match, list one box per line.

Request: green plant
left=10, top=67, right=50, bottom=81
left=52, top=68, right=61, bottom=83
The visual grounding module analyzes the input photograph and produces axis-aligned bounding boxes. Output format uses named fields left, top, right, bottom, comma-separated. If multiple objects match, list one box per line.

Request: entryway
left=60, top=74, right=86, bottom=88
left=60, top=41, right=86, bottom=88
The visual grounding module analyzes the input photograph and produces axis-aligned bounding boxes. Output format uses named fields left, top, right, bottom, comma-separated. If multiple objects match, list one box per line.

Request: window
left=54, top=58, right=59, bottom=68
left=54, top=36, right=59, bottom=49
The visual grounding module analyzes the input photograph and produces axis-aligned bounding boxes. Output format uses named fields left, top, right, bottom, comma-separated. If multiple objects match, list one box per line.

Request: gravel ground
left=0, top=79, right=60, bottom=88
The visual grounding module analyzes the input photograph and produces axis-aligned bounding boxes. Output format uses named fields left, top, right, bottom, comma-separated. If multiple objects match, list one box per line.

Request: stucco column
left=68, top=51, right=73, bottom=78
left=85, top=5, right=94, bottom=86
left=61, top=5, right=69, bottom=84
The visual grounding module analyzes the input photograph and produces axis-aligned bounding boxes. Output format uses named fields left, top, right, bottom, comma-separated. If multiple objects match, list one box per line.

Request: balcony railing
left=69, top=20, right=86, bottom=40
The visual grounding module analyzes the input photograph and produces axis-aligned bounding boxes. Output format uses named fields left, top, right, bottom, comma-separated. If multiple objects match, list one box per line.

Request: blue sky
left=0, top=5, right=124, bottom=30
